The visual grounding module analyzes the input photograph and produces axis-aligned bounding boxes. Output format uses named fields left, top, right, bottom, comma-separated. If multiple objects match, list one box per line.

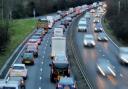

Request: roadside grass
left=0, top=18, right=36, bottom=68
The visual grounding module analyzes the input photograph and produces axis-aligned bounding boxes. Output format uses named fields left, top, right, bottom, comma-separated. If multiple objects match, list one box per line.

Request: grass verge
left=0, top=18, right=36, bottom=68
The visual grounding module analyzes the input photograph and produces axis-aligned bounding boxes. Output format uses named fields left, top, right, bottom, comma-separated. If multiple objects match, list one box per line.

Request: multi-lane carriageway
left=2, top=7, right=128, bottom=89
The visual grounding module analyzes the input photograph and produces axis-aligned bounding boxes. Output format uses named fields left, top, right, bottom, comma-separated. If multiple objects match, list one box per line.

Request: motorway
left=73, top=12, right=128, bottom=89
left=4, top=13, right=76, bottom=89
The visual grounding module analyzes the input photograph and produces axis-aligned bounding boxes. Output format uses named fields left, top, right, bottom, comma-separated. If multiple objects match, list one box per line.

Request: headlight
left=95, top=28, right=97, bottom=30
left=91, top=41, right=95, bottom=45
left=84, top=41, right=87, bottom=45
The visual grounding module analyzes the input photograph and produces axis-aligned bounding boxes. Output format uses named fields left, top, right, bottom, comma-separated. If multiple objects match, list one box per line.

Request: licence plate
left=64, top=86, right=70, bottom=89
left=25, top=61, right=31, bottom=63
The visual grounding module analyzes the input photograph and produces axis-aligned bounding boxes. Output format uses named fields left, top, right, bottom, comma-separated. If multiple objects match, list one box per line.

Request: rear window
left=3, top=87, right=16, bottom=89
left=13, top=66, right=24, bottom=70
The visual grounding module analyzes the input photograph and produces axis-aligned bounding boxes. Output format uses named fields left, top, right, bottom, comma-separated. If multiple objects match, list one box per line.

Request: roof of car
left=59, top=77, right=74, bottom=85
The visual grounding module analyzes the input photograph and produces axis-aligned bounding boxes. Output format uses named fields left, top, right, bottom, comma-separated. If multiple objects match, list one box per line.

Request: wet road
left=74, top=12, right=128, bottom=89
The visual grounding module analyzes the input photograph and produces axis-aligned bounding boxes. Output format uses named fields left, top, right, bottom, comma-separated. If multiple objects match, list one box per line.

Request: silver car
left=97, top=33, right=108, bottom=41
left=83, top=34, right=95, bottom=47
left=97, top=58, right=116, bottom=77
left=118, top=47, right=128, bottom=64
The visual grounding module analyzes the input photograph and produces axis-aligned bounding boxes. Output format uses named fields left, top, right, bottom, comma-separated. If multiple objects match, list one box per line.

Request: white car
left=9, top=64, right=28, bottom=80
left=97, top=58, right=116, bottom=77
left=78, top=23, right=87, bottom=32
left=83, top=34, right=95, bottom=47
left=90, top=9, right=95, bottom=13
left=118, top=47, right=128, bottom=64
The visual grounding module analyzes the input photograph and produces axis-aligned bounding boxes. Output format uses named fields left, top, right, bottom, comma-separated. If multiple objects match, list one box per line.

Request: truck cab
left=49, top=53, right=70, bottom=83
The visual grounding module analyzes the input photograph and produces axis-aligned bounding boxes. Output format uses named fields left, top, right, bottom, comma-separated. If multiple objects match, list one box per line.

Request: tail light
left=71, top=84, right=76, bottom=88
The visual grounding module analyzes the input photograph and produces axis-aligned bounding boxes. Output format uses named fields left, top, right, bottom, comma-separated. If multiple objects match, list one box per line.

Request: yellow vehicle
left=37, top=18, right=49, bottom=33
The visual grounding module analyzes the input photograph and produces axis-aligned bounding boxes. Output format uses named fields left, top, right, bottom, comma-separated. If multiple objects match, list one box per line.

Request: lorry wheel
left=50, top=74, right=55, bottom=83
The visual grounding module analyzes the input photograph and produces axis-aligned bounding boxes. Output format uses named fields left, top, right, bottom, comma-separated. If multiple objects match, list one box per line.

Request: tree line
left=0, top=0, right=101, bottom=53
left=106, top=0, right=128, bottom=43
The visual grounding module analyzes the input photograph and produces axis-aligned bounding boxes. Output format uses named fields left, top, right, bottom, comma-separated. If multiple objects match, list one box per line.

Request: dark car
left=31, top=36, right=42, bottom=44
left=22, top=52, right=34, bottom=65
left=97, top=33, right=108, bottom=41
left=56, top=77, right=77, bottom=89
left=94, top=23, right=103, bottom=32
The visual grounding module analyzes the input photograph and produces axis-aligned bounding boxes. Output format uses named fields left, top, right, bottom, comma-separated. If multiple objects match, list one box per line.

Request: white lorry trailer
left=51, top=37, right=66, bottom=59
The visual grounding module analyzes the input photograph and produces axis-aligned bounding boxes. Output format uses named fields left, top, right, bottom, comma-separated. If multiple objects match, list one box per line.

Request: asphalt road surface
left=74, top=12, right=128, bottom=89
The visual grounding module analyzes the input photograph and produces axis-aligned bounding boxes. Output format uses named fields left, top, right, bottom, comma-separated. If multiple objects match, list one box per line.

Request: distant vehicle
left=26, top=43, right=38, bottom=50
left=57, top=10, right=62, bottom=14
left=93, top=18, right=100, bottom=23
left=0, top=79, right=24, bottom=89
left=97, top=33, right=108, bottom=41
left=37, top=18, right=49, bottom=33
left=35, top=29, right=45, bottom=37
left=54, top=15, right=61, bottom=22
left=26, top=45, right=38, bottom=57
left=97, top=58, right=116, bottom=77
left=95, top=13, right=100, bottom=18
left=51, top=37, right=66, bottom=59
left=9, top=64, right=27, bottom=80
left=78, top=21, right=87, bottom=32
left=49, top=53, right=70, bottom=82
left=56, top=77, right=77, bottom=89
left=90, top=9, right=95, bottom=13
left=84, top=12, right=91, bottom=19
left=47, top=16, right=54, bottom=29
left=54, top=28, right=64, bottom=37
left=28, top=38, right=39, bottom=46
left=31, top=36, right=42, bottom=45
left=118, top=47, right=128, bottom=64
left=22, top=52, right=34, bottom=65
left=57, top=25, right=65, bottom=32
left=65, top=16, right=72, bottom=22
left=61, top=19, right=69, bottom=28
left=83, top=34, right=95, bottom=47
left=94, top=23, right=103, bottom=32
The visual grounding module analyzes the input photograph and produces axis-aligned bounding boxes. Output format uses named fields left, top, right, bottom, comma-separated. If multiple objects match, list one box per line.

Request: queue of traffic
left=0, top=2, right=105, bottom=89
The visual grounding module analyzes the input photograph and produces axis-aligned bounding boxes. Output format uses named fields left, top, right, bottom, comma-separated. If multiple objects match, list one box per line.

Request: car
left=97, top=58, right=116, bottom=77
left=36, top=29, right=45, bottom=36
left=97, top=33, right=108, bottom=41
left=118, top=47, right=128, bottom=64
left=65, top=16, right=72, bottom=22
left=61, top=20, right=69, bottom=28
left=94, top=23, right=103, bottom=32
left=9, top=64, right=28, bottom=80
left=22, top=52, right=34, bottom=65
left=90, top=9, right=95, bottom=13
left=78, top=23, right=87, bottom=32
left=93, top=18, right=100, bottom=23
left=95, top=13, right=100, bottom=17
left=56, top=77, right=77, bottom=89
left=31, top=36, right=42, bottom=45
left=8, top=76, right=25, bottom=89
left=57, top=25, right=65, bottom=32
left=28, top=39, right=39, bottom=46
left=26, top=45, right=38, bottom=57
left=83, top=34, right=95, bottom=47
left=26, top=43, right=38, bottom=50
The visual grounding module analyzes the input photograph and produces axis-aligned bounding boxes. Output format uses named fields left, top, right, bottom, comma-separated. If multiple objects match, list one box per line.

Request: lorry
left=50, top=37, right=66, bottom=59
left=0, top=77, right=25, bottom=89
left=54, top=28, right=64, bottom=37
left=37, top=18, right=49, bottom=33
left=49, top=53, right=70, bottom=83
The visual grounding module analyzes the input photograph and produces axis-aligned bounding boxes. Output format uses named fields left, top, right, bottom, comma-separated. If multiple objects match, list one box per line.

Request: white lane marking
left=42, top=56, right=44, bottom=59
left=40, top=68, right=43, bottom=72
left=40, top=77, right=42, bottom=80
left=102, top=55, right=105, bottom=57
left=5, top=45, right=26, bottom=79
left=120, top=74, right=123, bottom=77
left=39, top=87, right=41, bottom=89
left=46, top=44, right=48, bottom=47
left=41, top=61, right=44, bottom=64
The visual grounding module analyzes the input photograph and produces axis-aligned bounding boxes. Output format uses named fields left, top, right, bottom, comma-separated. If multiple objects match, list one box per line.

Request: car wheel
left=23, top=76, right=27, bottom=80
